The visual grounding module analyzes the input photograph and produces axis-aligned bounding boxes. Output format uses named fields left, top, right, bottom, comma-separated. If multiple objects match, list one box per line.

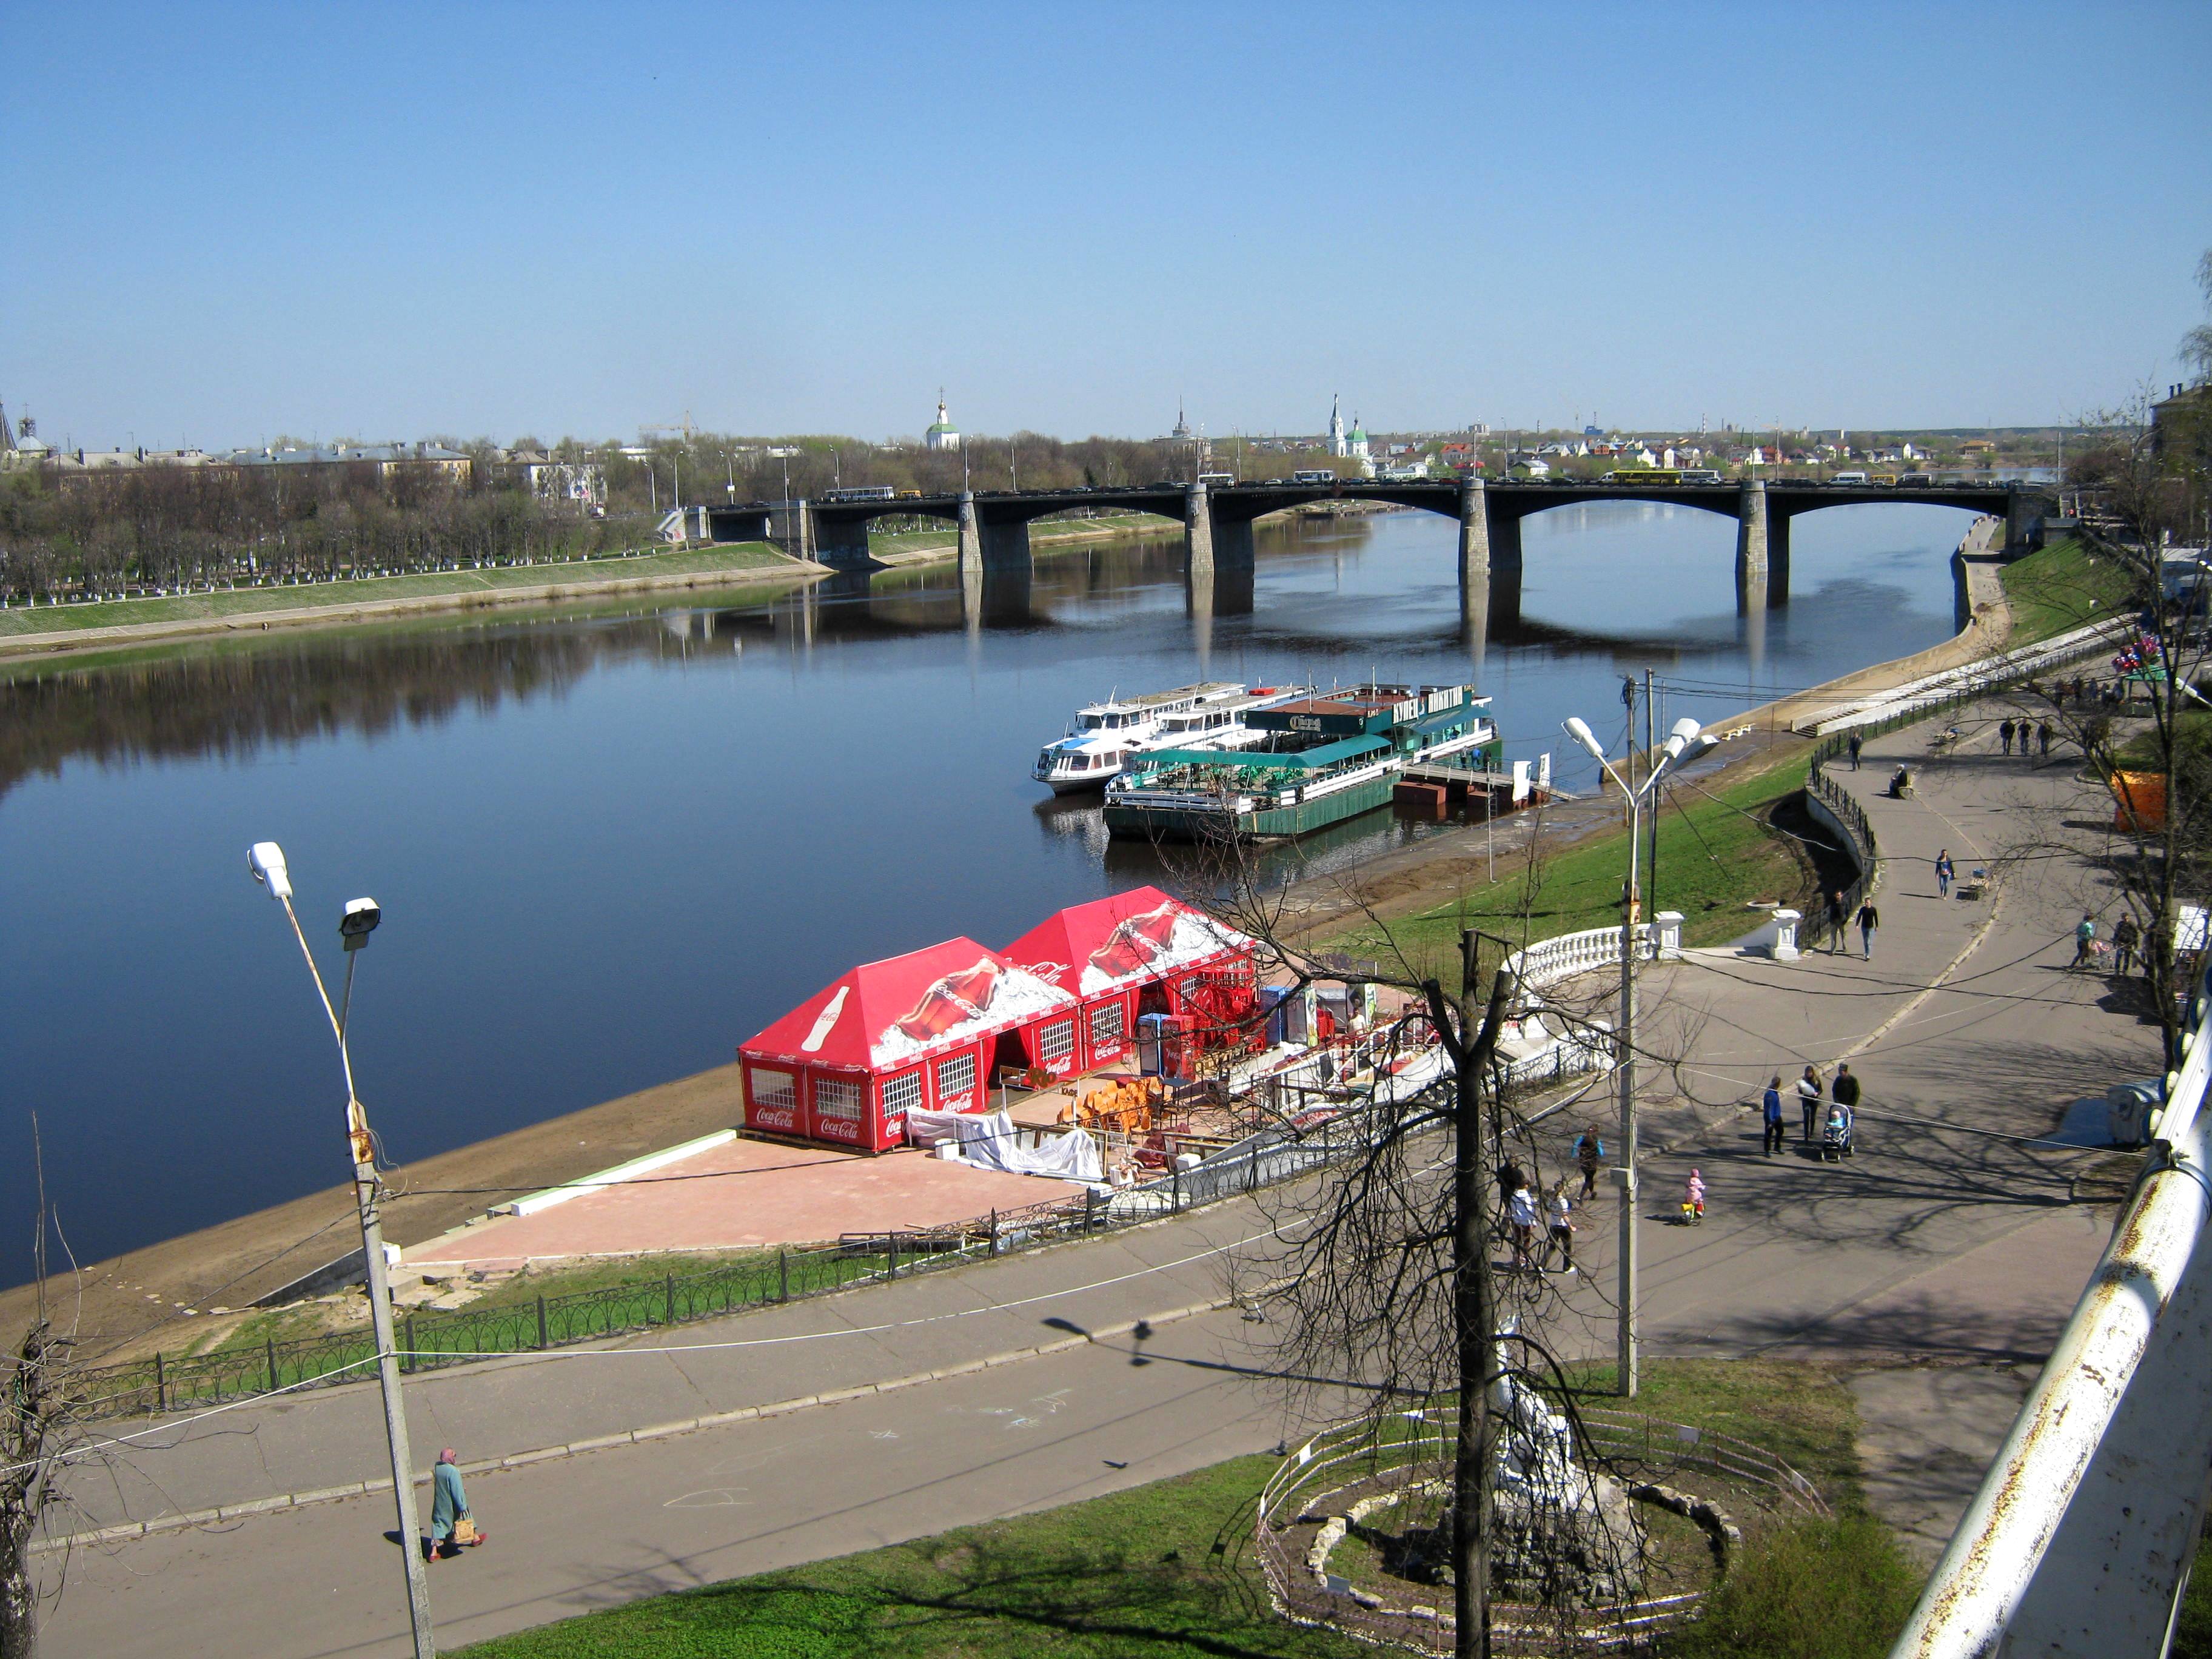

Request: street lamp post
left=1559, top=714, right=1717, bottom=1398
left=245, top=843, right=435, bottom=1658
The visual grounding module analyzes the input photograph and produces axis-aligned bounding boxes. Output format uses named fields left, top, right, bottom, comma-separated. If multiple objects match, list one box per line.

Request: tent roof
left=1003, top=887, right=1252, bottom=1001
left=742, top=937, right=1078, bottom=1073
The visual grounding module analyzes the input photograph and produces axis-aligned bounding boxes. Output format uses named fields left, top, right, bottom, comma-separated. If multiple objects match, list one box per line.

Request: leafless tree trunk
left=2, top=1121, right=85, bottom=1659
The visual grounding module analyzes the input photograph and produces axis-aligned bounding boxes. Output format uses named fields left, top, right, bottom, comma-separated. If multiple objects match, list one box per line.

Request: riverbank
left=0, top=517, right=2031, bottom=1352
left=0, top=543, right=822, bottom=660
left=866, top=509, right=1184, bottom=568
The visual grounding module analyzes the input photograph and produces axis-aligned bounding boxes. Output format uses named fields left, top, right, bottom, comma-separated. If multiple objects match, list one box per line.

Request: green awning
left=1140, top=736, right=1390, bottom=773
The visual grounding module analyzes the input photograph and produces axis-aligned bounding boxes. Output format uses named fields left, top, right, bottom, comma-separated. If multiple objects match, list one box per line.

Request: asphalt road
left=45, top=1305, right=1299, bottom=1658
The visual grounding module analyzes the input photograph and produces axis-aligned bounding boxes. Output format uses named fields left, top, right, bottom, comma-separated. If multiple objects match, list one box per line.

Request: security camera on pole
left=246, top=842, right=435, bottom=1658
left=1558, top=714, right=1720, bottom=1398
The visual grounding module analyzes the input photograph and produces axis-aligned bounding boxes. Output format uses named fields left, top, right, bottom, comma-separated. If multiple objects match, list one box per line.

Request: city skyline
left=5, top=2, right=2208, bottom=452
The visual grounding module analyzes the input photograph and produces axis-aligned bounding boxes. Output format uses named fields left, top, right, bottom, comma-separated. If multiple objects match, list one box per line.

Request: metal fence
left=73, top=1235, right=959, bottom=1421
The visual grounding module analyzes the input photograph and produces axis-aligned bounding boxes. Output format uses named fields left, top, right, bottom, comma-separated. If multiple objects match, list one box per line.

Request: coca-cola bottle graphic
left=892, top=959, right=1002, bottom=1042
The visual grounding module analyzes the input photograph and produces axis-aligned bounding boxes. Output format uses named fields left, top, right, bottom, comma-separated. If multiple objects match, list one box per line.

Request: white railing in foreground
left=1893, top=959, right=2212, bottom=1657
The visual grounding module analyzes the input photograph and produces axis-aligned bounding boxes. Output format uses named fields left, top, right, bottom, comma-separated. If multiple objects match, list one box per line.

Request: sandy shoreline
left=1, top=523, right=2015, bottom=1355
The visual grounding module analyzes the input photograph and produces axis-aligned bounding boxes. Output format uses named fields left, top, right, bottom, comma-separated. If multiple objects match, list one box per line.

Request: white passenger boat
left=1031, top=682, right=1304, bottom=793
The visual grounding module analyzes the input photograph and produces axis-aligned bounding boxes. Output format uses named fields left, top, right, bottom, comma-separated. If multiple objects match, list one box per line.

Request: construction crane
left=639, top=411, right=697, bottom=443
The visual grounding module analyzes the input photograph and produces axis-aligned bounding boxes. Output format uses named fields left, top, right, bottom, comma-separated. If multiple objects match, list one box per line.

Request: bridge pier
left=956, top=491, right=982, bottom=573
left=1458, top=478, right=1491, bottom=580
left=1184, top=483, right=1213, bottom=571
left=1734, top=481, right=1788, bottom=609
left=767, top=500, right=814, bottom=563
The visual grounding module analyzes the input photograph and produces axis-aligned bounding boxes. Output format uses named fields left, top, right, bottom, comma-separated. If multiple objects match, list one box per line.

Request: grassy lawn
left=867, top=515, right=1178, bottom=561
left=451, top=1359, right=1882, bottom=1658
left=0, top=543, right=793, bottom=637
left=1999, top=535, right=2134, bottom=645
left=1336, top=749, right=1827, bottom=984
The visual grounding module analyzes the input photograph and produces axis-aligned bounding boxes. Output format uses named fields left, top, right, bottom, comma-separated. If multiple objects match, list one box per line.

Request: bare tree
left=1176, top=811, right=1638, bottom=1658
left=2, top=1123, right=84, bottom=1659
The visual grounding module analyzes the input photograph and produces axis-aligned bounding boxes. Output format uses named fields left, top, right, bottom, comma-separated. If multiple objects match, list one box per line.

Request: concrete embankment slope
left=0, top=543, right=828, bottom=660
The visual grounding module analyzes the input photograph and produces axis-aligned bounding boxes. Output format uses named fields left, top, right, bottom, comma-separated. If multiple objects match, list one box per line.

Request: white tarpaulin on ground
left=905, top=1108, right=1104, bottom=1183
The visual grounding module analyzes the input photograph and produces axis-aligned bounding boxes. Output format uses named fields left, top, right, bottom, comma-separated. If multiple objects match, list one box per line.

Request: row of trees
left=0, top=463, right=643, bottom=605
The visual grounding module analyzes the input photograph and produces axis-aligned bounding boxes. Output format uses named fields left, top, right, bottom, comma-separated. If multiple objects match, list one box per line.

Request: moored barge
left=1102, top=683, right=1498, bottom=840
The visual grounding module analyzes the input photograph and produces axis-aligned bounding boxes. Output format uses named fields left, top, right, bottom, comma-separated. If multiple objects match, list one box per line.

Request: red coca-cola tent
left=1002, top=888, right=1256, bottom=1069
left=739, top=938, right=1082, bottom=1151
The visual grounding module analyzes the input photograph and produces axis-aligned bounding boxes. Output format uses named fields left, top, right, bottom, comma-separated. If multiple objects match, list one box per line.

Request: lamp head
left=1671, top=716, right=1704, bottom=746
left=1562, top=716, right=1605, bottom=761
left=247, top=841, right=292, bottom=902
left=340, top=897, right=381, bottom=951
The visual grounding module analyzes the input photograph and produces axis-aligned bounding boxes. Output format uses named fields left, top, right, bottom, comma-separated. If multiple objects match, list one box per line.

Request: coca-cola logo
left=816, top=1114, right=861, bottom=1142
left=751, top=1105, right=797, bottom=1130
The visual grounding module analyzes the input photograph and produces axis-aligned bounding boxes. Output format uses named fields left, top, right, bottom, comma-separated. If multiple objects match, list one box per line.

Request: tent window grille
left=1088, top=1002, right=1125, bottom=1047
left=936, top=1052, right=977, bottom=1099
left=750, top=1069, right=795, bottom=1112
left=880, top=1070, right=922, bottom=1118
left=814, top=1076, right=863, bottom=1121
left=1037, top=1019, right=1076, bottom=1068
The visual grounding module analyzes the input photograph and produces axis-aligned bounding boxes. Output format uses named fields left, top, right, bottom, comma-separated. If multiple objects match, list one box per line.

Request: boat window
left=1079, top=714, right=1103, bottom=731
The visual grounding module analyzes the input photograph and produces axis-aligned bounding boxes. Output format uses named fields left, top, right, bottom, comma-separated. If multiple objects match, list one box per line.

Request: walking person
left=1546, top=1179, right=1577, bottom=1273
left=1857, top=897, right=1880, bottom=959
left=1761, top=1074, right=1786, bottom=1156
left=427, top=1448, right=484, bottom=1561
left=2071, top=912, right=2098, bottom=971
left=1575, top=1128, right=1604, bottom=1200
left=1999, top=718, right=2016, bottom=756
left=2038, top=722, right=2053, bottom=760
left=1832, top=1064, right=1862, bottom=1134
left=1935, top=849, right=1954, bottom=899
left=1826, top=889, right=1847, bottom=954
left=2113, top=913, right=2141, bottom=977
left=1507, top=1179, right=1540, bottom=1270
left=1797, top=1064, right=1824, bottom=1144
left=1847, top=731, right=1863, bottom=771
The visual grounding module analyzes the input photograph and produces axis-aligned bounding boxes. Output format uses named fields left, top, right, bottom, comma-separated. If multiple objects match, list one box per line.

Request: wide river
left=0, top=502, right=1976, bottom=1285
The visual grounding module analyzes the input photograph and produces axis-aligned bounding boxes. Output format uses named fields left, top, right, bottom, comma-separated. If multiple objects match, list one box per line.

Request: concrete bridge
left=705, top=476, right=2050, bottom=613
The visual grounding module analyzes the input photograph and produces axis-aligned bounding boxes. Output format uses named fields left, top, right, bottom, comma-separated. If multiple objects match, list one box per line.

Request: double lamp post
left=1558, top=711, right=1718, bottom=1399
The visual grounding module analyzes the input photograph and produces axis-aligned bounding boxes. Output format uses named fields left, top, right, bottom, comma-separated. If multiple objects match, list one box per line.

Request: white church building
left=924, top=395, right=960, bottom=452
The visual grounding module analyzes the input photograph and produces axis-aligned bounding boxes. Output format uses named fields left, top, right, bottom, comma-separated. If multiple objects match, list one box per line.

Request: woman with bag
left=429, top=1448, right=488, bottom=1560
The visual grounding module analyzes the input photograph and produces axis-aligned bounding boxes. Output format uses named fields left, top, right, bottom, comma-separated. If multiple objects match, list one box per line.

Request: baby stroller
left=1823, top=1102, right=1855, bottom=1162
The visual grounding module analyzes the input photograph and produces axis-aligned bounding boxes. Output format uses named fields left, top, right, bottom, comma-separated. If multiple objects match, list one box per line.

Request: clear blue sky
left=5, top=2, right=2208, bottom=451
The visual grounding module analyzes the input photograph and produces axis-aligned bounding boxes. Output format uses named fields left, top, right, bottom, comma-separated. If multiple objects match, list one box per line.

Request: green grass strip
left=1998, top=535, right=2134, bottom=646
left=0, top=544, right=793, bottom=637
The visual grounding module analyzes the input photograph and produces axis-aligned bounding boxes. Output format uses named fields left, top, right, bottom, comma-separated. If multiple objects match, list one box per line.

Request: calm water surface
left=0, top=502, right=1975, bottom=1284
